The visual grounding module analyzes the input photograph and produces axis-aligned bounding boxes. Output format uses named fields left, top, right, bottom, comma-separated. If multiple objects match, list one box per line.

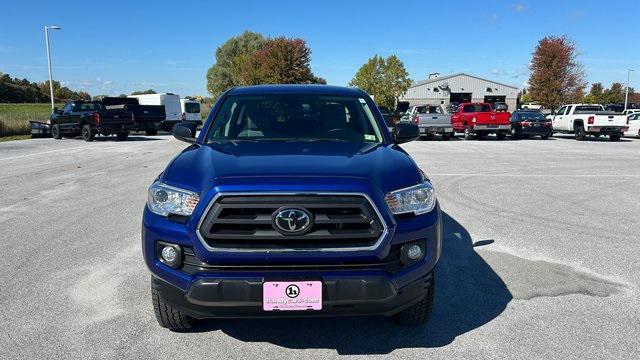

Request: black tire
left=82, top=124, right=94, bottom=142
left=441, top=133, right=452, bottom=141
left=496, top=132, right=507, bottom=140
left=52, top=124, right=62, bottom=139
left=464, top=126, right=473, bottom=140
left=116, top=131, right=129, bottom=141
left=510, top=125, right=521, bottom=139
left=145, top=129, right=158, bottom=136
left=151, top=284, right=193, bottom=331
left=574, top=125, right=586, bottom=141
left=541, top=135, right=549, bottom=140
left=610, top=134, right=621, bottom=142
left=393, top=274, right=435, bottom=326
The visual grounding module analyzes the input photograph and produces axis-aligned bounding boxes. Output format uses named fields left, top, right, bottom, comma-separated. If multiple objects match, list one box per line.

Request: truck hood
left=161, top=141, right=423, bottom=195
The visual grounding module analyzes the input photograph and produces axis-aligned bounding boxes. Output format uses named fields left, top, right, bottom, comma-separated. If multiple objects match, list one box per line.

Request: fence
left=0, top=112, right=50, bottom=137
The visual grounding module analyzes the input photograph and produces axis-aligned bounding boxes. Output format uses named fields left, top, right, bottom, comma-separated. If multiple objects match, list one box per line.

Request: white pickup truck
left=406, top=105, right=454, bottom=140
left=550, top=104, right=628, bottom=141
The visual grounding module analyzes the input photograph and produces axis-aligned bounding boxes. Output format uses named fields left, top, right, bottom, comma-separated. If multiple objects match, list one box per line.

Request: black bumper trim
left=152, top=272, right=432, bottom=319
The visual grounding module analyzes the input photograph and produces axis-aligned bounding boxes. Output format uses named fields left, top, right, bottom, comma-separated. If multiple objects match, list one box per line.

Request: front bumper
left=152, top=271, right=433, bottom=319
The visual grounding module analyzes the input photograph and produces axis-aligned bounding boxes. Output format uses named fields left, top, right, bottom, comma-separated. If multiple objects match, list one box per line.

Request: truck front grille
left=197, top=194, right=385, bottom=251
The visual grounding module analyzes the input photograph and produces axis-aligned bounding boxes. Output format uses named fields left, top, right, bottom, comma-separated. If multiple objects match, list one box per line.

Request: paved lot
left=1, top=134, right=639, bottom=359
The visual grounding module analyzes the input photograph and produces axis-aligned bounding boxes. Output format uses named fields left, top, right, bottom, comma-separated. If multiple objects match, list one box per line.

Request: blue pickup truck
left=142, top=85, right=442, bottom=330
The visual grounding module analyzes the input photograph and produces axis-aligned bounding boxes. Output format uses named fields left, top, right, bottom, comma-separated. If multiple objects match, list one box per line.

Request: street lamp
left=44, top=25, right=62, bottom=111
left=624, top=68, right=635, bottom=111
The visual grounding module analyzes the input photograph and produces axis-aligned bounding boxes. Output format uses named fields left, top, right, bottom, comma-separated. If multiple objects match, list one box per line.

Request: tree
left=603, top=82, right=625, bottom=104
left=583, top=83, right=604, bottom=104
left=206, top=31, right=266, bottom=99
left=241, top=37, right=325, bottom=85
left=528, top=36, right=586, bottom=110
left=131, top=89, right=157, bottom=95
left=349, top=54, right=412, bottom=109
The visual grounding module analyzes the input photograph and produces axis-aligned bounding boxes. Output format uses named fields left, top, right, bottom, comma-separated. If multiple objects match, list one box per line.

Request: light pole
left=44, top=25, right=61, bottom=111
left=624, top=68, right=635, bottom=111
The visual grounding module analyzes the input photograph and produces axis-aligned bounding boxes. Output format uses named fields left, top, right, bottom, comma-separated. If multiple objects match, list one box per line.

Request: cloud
left=512, top=3, right=528, bottom=12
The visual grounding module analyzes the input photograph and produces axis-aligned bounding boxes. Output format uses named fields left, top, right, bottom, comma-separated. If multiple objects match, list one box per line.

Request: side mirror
left=172, top=123, right=197, bottom=144
left=393, top=122, right=420, bottom=144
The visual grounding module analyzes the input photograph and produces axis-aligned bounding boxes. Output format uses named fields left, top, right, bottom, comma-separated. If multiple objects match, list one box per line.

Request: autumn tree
left=528, top=36, right=586, bottom=110
left=241, top=37, right=325, bottom=85
left=349, top=54, right=412, bottom=109
left=206, top=31, right=266, bottom=99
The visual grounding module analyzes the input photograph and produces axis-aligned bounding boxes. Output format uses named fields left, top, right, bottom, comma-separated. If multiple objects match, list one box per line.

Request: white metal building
left=400, top=73, right=519, bottom=111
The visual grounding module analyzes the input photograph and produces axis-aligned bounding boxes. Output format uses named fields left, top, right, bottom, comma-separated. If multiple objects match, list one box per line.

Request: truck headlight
left=147, top=182, right=199, bottom=217
left=384, top=182, right=436, bottom=215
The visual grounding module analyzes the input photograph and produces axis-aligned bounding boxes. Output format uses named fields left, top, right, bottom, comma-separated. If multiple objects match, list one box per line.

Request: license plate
left=263, top=281, right=322, bottom=311
left=487, top=125, right=498, bottom=128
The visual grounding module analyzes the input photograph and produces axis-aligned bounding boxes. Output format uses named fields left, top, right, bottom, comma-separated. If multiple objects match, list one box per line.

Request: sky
left=1, top=0, right=638, bottom=97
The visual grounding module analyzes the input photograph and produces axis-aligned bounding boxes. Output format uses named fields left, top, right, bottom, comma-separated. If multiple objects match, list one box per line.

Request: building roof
left=409, top=73, right=519, bottom=90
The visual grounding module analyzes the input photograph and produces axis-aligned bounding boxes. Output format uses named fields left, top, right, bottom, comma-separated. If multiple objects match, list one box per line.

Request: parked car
left=377, top=105, right=399, bottom=132
left=493, top=102, right=508, bottom=112
left=509, top=110, right=552, bottom=139
left=406, top=105, right=453, bottom=140
left=604, top=104, right=624, bottom=113
left=142, top=85, right=440, bottom=330
left=102, top=97, right=165, bottom=136
left=521, top=103, right=543, bottom=110
left=624, top=113, right=640, bottom=138
left=180, top=98, right=202, bottom=125
left=29, top=120, right=51, bottom=138
left=128, top=93, right=182, bottom=130
left=50, top=100, right=135, bottom=141
left=622, top=109, right=640, bottom=116
left=550, top=104, right=628, bottom=141
left=451, top=102, right=511, bottom=140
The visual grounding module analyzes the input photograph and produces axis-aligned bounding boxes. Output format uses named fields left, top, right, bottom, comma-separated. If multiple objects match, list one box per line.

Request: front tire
left=496, top=132, right=507, bottom=140
left=393, top=274, right=435, bottom=326
left=116, top=131, right=129, bottom=141
left=151, top=283, right=193, bottom=331
left=145, top=129, right=158, bottom=136
left=51, top=124, right=62, bottom=139
left=82, top=124, right=94, bottom=142
left=511, top=125, right=521, bottom=139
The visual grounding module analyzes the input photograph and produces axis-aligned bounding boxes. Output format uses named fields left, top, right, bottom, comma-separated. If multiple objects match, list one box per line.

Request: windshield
left=184, top=102, right=200, bottom=113
left=206, top=94, right=383, bottom=143
left=520, top=112, right=546, bottom=120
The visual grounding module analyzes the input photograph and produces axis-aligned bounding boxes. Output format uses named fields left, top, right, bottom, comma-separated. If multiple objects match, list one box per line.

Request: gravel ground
left=0, top=133, right=638, bottom=359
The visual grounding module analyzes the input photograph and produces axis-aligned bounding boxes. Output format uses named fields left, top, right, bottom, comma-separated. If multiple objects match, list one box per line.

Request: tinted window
left=463, top=104, right=491, bottom=113
left=519, top=112, right=546, bottom=120
left=575, top=105, right=603, bottom=113
left=206, top=94, right=383, bottom=143
left=184, top=102, right=200, bottom=113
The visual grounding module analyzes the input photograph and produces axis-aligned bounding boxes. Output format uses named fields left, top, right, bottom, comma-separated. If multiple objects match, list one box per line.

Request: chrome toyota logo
left=273, top=208, right=312, bottom=235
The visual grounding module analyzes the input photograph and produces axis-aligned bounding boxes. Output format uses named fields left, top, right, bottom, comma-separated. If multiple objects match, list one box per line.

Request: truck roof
left=227, top=84, right=366, bottom=97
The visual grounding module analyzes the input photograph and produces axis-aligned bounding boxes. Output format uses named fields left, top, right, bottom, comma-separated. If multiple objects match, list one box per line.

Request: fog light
left=158, top=242, right=182, bottom=268
left=400, top=242, right=424, bottom=266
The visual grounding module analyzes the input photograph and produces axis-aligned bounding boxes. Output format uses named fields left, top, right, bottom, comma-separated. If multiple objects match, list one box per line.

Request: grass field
left=0, top=103, right=60, bottom=137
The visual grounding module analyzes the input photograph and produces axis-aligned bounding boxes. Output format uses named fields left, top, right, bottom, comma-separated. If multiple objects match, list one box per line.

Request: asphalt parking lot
left=1, top=134, right=639, bottom=359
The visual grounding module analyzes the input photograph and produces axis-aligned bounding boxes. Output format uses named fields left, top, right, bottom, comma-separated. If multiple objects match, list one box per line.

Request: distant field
left=0, top=103, right=60, bottom=137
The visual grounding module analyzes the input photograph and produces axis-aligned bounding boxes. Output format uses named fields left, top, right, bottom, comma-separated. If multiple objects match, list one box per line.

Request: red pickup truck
left=451, top=102, right=511, bottom=140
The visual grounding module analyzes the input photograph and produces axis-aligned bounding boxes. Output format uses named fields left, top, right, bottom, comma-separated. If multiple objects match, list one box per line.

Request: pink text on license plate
left=263, top=281, right=322, bottom=311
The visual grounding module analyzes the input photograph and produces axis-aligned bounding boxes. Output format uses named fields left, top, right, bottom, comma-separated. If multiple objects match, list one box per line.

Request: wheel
left=82, top=124, right=94, bottom=142
left=610, top=134, right=621, bottom=142
left=496, top=132, right=507, bottom=140
left=464, top=126, right=473, bottom=140
left=541, top=135, right=549, bottom=140
left=151, top=282, right=193, bottom=331
left=51, top=124, right=62, bottom=139
left=574, top=125, right=586, bottom=141
left=393, top=273, right=435, bottom=326
left=441, top=133, right=452, bottom=141
left=145, top=129, right=158, bottom=136
left=116, top=131, right=129, bottom=141
left=510, top=125, right=521, bottom=139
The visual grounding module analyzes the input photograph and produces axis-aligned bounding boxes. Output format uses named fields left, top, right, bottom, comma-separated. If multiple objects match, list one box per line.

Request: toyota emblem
left=273, top=208, right=313, bottom=235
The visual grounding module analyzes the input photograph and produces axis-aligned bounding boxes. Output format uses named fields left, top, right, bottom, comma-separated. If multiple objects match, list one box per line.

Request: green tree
left=528, top=36, right=586, bottom=110
left=603, top=82, right=625, bottom=104
left=131, top=89, right=157, bottom=95
left=349, top=54, right=411, bottom=109
left=206, top=31, right=266, bottom=100
left=583, top=83, right=604, bottom=104
left=241, top=37, right=325, bottom=85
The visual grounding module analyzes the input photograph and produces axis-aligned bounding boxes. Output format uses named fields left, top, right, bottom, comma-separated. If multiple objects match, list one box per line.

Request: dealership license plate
left=263, top=281, right=322, bottom=311
left=487, top=124, right=498, bottom=128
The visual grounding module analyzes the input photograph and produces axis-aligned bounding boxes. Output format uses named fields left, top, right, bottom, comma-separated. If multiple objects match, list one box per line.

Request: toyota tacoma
left=142, top=85, right=442, bottom=330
